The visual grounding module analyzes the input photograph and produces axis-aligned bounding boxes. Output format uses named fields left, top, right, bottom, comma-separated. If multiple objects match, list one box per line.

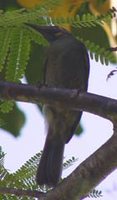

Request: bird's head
left=26, top=24, right=70, bottom=42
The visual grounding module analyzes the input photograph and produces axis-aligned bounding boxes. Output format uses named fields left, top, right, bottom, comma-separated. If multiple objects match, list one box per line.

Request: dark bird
left=26, top=24, right=90, bottom=186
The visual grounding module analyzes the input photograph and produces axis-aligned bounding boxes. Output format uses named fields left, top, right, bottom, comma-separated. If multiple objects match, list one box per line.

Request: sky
left=0, top=58, right=117, bottom=200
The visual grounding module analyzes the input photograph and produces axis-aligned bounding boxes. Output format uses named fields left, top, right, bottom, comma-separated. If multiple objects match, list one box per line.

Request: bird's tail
left=36, top=128, right=65, bottom=186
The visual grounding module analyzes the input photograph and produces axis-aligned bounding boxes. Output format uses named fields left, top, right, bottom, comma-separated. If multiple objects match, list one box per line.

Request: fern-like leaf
left=89, top=189, right=103, bottom=198
left=78, top=38, right=116, bottom=65
left=0, top=28, right=11, bottom=72
left=24, top=26, right=48, bottom=46
left=51, top=7, right=116, bottom=28
left=0, top=152, right=41, bottom=199
left=63, top=156, right=78, bottom=170
left=0, top=147, right=9, bottom=182
left=0, top=152, right=41, bottom=190
left=6, top=28, right=30, bottom=82
left=0, top=150, right=104, bottom=199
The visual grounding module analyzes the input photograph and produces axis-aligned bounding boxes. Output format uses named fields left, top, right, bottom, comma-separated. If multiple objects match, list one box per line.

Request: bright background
left=1, top=57, right=117, bottom=200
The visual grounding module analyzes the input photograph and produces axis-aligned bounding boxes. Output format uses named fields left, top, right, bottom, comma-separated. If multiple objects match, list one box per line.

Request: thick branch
left=0, top=81, right=117, bottom=122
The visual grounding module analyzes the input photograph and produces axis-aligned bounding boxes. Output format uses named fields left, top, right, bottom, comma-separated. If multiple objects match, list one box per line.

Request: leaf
left=0, top=101, right=14, bottom=113
left=6, top=27, right=31, bottom=82
left=0, top=28, right=11, bottom=72
left=75, top=124, right=83, bottom=136
left=0, top=103, right=25, bottom=137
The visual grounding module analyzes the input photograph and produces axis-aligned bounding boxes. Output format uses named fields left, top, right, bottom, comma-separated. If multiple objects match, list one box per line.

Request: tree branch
left=0, top=187, right=45, bottom=198
left=0, top=81, right=117, bottom=122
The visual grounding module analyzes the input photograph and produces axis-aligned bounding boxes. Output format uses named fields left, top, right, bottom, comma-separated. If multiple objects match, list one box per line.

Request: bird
left=26, top=24, right=90, bottom=186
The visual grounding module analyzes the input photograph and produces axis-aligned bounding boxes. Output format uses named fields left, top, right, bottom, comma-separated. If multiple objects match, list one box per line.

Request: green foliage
left=0, top=101, right=14, bottom=113
left=6, top=28, right=31, bottom=82
left=0, top=28, right=11, bottom=72
left=0, top=151, right=41, bottom=199
left=0, top=146, right=5, bottom=160
left=52, top=7, right=115, bottom=28
left=0, top=7, right=115, bottom=77
left=0, top=148, right=102, bottom=199
left=0, top=147, right=9, bottom=185
left=78, top=38, right=116, bottom=65
left=0, top=103, right=25, bottom=137
left=75, top=123, right=83, bottom=136
left=0, top=3, right=116, bottom=136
